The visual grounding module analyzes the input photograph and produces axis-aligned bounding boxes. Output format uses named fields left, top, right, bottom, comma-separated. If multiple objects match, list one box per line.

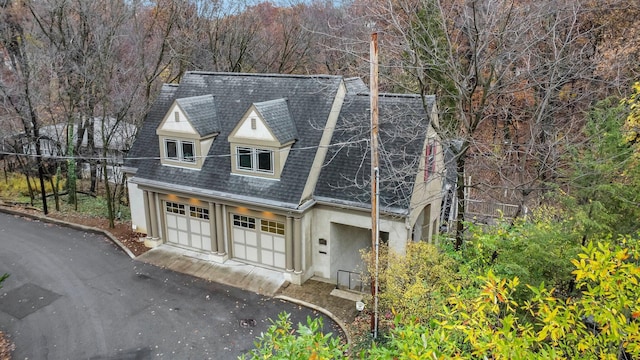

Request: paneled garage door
left=165, top=202, right=212, bottom=252
left=232, top=214, right=285, bottom=269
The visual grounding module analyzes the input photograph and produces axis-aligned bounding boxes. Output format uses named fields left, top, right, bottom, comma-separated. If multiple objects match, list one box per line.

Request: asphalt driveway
left=0, top=212, right=338, bottom=359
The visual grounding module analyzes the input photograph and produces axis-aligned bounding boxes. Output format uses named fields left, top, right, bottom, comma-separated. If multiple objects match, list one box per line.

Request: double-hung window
left=424, top=141, right=436, bottom=181
left=236, top=146, right=273, bottom=174
left=182, top=141, right=195, bottom=162
left=164, top=139, right=196, bottom=163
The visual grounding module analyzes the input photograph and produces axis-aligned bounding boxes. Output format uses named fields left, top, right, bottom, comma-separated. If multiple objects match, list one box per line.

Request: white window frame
left=233, top=214, right=256, bottom=229
left=235, top=146, right=273, bottom=174
left=261, top=219, right=285, bottom=235
left=189, top=206, right=209, bottom=219
left=166, top=201, right=186, bottom=215
left=164, top=138, right=196, bottom=163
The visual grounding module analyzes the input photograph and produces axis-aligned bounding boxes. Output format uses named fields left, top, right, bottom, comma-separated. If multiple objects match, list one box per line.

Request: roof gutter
left=130, top=176, right=315, bottom=214
left=121, top=166, right=137, bottom=175
left=314, top=196, right=409, bottom=217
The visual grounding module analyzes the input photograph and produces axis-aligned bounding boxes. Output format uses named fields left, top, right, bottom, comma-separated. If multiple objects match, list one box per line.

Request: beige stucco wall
left=309, top=205, right=409, bottom=280
left=408, top=112, right=445, bottom=242
left=127, top=181, right=147, bottom=234
left=299, top=212, right=314, bottom=283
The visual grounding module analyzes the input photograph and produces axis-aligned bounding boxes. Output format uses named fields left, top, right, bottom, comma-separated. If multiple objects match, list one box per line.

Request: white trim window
left=236, top=146, right=273, bottom=174
left=164, top=139, right=196, bottom=163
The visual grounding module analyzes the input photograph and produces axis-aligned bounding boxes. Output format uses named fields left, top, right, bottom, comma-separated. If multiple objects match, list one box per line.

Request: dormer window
left=165, top=139, right=195, bottom=163
left=236, top=146, right=273, bottom=174
left=166, top=139, right=178, bottom=160
left=156, top=95, right=219, bottom=170
left=228, top=98, right=297, bottom=180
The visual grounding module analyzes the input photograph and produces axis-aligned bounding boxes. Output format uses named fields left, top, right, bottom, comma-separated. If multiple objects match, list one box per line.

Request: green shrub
left=367, top=238, right=640, bottom=359
left=462, top=213, right=583, bottom=301
left=361, top=242, right=473, bottom=327
left=240, top=312, right=347, bottom=360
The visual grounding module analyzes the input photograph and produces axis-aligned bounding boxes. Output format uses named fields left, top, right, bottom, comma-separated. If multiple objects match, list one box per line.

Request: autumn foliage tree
left=344, top=0, right=639, bottom=248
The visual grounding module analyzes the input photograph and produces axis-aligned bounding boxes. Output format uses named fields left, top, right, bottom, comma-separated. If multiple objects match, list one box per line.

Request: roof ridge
left=254, top=97, right=288, bottom=105
left=176, top=94, right=214, bottom=101
left=348, top=92, right=428, bottom=99
left=185, top=71, right=342, bottom=80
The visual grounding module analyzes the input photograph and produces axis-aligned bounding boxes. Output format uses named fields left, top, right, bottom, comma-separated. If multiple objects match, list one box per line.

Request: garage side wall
left=127, top=180, right=147, bottom=234
left=310, top=205, right=409, bottom=280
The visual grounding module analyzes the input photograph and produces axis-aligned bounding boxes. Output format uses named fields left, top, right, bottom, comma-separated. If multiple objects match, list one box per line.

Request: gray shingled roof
left=126, top=72, right=342, bottom=208
left=315, top=93, right=435, bottom=213
left=176, top=95, right=220, bottom=136
left=344, top=77, right=369, bottom=95
left=253, top=98, right=297, bottom=144
left=127, top=84, right=178, bottom=170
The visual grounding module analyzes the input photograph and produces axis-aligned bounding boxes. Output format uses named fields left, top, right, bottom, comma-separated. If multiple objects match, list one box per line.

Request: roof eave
left=314, top=196, right=409, bottom=217
left=130, top=176, right=312, bottom=213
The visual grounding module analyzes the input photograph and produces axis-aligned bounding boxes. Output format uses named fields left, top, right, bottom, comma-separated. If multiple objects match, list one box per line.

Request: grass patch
left=33, top=194, right=132, bottom=221
left=2, top=171, right=130, bottom=222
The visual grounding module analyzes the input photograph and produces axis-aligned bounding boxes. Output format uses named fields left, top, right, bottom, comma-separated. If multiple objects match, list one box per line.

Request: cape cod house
left=124, top=72, right=444, bottom=285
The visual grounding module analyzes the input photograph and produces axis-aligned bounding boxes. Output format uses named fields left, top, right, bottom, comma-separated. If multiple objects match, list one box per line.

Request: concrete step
left=330, top=288, right=363, bottom=302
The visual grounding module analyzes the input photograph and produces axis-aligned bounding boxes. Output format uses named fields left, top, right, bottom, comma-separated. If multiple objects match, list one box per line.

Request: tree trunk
left=66, top=122, right=77, bottom=208
left=102, top=155, right=115, bottom=228
left=32, top=119, right=48, bottom=215
left=87, top=118, right=98, bottom=194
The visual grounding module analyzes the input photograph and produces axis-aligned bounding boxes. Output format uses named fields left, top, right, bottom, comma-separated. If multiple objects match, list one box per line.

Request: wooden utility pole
left=370, top=31, right=380, bottom=338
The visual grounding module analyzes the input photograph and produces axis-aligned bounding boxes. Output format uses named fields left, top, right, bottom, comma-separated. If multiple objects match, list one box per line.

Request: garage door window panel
left=261, top=220, right=285, bottom=235
left=233, top=215, right=255, bottom=229
left=166, top=202, right=185, bottom=215
left=190, top=206, right=209, bottom=219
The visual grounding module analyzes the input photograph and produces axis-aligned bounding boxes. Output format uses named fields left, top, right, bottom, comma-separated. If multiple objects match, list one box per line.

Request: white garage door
left=165, top=202, right=212, bottom=252
left=232, top=214, right=286, bottom=269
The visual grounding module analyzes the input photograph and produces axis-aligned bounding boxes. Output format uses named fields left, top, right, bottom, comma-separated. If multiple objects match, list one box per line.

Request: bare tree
left=0, top=0, right=49, bottom=213
left=348, top=0, right=615, bottom=247
left=21, top=0, right=169, bottom=225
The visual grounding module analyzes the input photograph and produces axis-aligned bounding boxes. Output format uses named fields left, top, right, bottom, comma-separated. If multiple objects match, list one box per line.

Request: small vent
left=174, top=111, right=180, bottom=122
left=251, top=117, right=256, bottom=129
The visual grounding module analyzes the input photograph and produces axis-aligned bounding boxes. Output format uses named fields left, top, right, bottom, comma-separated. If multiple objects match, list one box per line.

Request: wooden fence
left=465, top=199, right=524, bottom=219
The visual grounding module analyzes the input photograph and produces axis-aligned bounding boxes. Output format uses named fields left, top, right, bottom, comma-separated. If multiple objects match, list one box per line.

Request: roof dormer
left=228, top=99, right=297, bottom=179
left=157, top=95, right=219, bottom=169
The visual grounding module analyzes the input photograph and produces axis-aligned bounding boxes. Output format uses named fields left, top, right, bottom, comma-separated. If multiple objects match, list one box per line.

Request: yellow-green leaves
left=367, top=239, right=640, bottom=359
left=623, top=82, right=640, bottom=154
